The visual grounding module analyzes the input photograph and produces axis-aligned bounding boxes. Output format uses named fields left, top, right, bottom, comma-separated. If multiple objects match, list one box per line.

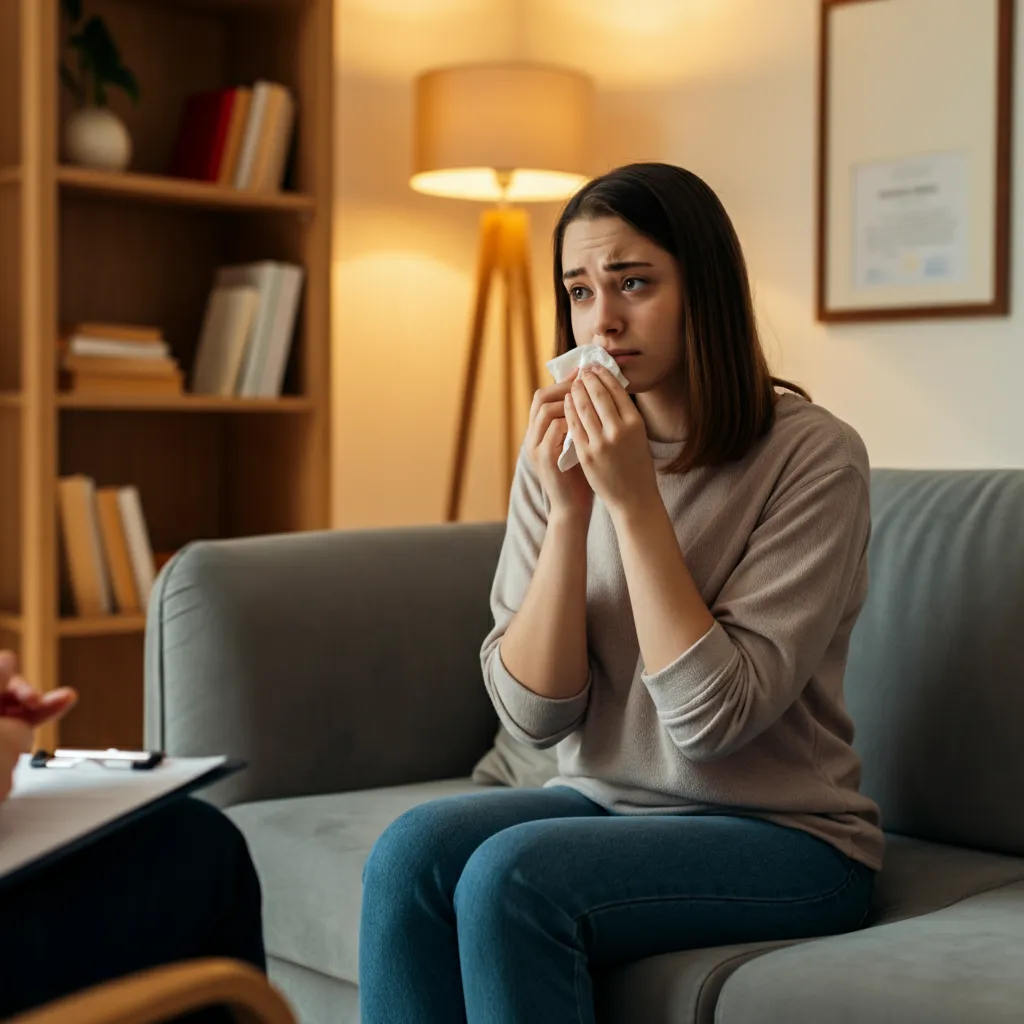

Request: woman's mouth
left=611, top=351, right=640, bottom=366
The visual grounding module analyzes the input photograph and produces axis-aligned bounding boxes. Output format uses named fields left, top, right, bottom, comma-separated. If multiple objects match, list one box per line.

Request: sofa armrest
left=144, top=522, right=505, bottom=808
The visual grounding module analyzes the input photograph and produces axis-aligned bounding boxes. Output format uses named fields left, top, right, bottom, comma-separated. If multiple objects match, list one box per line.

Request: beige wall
left=639, top=0, right=1024, bottom=469
left=333, top=0, right=1024, bottom=529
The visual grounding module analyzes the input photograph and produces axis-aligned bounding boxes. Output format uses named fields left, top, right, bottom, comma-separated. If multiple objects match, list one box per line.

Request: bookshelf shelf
left=58, top=613, right=148, bottom=638
left=0, top=613, right=22, bottom=634
left=57, top=393, right=315, bottom=412
left=2, top=0, right=333, bottom=751
left=58, top=166, right=316, bottom=214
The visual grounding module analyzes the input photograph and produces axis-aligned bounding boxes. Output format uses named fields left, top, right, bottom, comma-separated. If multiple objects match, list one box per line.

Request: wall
left=333, top=0, right=524, bottom=528
left=333, top=0, right=1024, bottom=530
left=531, top=0, right=1024, bottom=470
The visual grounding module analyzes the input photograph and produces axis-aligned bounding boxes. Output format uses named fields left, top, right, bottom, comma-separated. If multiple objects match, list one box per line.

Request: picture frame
left=816, top=0, right=1015, bottom=322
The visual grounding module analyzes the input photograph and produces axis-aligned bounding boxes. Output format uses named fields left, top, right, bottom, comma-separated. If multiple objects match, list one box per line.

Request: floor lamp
left=410, top=63, right=594, bottom=522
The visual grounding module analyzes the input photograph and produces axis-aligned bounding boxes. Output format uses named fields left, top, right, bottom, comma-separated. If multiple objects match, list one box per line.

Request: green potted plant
left=59, top=0, right=140, bottom=171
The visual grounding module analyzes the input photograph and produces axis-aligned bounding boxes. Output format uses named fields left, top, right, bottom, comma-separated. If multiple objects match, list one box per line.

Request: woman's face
left=561, top=215, right=684, bottom=395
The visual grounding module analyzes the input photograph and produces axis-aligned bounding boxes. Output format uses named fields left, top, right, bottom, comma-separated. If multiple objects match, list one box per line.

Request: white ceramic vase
left=63, top=106, right=132, bottom=172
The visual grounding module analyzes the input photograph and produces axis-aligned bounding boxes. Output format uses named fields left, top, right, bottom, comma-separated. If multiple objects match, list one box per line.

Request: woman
left=359, top=162, right=881, bottom=1024
left=0, top=651, right=265, bottom=1021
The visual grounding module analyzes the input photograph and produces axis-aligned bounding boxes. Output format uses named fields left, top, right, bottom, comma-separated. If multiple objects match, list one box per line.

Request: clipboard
left=0, top=751, right=244, bottom=893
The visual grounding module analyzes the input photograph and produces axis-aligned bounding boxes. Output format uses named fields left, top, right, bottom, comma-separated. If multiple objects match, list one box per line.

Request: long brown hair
left=553, top=162, right=809, bottom=474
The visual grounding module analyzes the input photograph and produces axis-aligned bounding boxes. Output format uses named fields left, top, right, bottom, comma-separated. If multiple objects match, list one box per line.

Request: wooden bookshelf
left=1, top=0, right=333, bottom=751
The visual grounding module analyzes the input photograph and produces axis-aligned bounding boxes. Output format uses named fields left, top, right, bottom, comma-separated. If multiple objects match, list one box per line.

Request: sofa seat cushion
left=230, top=783, right=1024, bottom=1024
left=227, top=778, right=483, bottom=984
left=868, top=833, right=1024, bottom=925
left=716, top=879, right=1024, bottom=1023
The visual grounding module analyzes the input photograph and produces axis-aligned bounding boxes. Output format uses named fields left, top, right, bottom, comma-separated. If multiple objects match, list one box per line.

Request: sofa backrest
left=845, top=469, right=1024, bottom=856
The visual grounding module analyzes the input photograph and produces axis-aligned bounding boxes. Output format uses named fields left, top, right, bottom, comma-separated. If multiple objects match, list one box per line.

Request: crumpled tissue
left=545, top=344, right=630, bottom=472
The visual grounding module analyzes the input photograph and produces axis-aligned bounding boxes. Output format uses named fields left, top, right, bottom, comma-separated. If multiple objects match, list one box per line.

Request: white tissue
left=544, top=344, right=630, bottom=472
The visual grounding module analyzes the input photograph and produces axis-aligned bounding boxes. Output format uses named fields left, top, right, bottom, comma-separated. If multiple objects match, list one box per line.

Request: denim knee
left=362, top=801, right=454, bottom=892
left=453, top=823, right=555, bottom=930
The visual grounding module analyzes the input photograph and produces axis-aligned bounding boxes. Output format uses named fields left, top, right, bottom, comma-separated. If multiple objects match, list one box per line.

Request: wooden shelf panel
left=59, top=613, right=147, bottom=638
left=0, top=613, right=22, bottom=634
left=0, top=612, right=148, bottom=638
left=58, top=166, right=316, bottom=214
left=0, top=393, right=21, bottom=409
left=0, top=166, right=19, bottom=188
left=58, top=394, right=314, bottom=412
left=116, top=0, right=310, bottom=10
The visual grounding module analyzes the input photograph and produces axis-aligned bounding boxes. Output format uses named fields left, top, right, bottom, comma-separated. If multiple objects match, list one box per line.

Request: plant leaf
left=58, top=60, right=83, bottom=102
left=61, top=0, right=82, bottom=23
left=106, top=64, right=140, bottom=104
left=79, top=17, right=122, bottom=79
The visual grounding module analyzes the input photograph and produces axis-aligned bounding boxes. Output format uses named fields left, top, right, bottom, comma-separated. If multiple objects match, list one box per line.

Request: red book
left=168, top=88, right=238, bottom=182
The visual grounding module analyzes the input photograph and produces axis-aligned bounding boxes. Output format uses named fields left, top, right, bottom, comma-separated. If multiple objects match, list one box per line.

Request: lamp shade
left=411, top=62, right=594, bottom=203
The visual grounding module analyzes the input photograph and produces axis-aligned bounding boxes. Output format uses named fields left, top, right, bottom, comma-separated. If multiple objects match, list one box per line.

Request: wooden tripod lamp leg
left=446, top=211, right=501, bottom=522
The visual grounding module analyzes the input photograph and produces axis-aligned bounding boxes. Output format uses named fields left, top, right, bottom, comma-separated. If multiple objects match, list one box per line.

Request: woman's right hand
left=525, top=370, right=594, bottom=525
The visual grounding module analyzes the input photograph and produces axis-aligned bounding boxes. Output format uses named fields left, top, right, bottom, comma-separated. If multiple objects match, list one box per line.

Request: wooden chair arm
left=6, top=958, right=295, bottom=1024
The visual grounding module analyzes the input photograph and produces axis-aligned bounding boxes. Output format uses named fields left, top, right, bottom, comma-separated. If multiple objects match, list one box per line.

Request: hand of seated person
left=0, top=650, right=78, bottom=804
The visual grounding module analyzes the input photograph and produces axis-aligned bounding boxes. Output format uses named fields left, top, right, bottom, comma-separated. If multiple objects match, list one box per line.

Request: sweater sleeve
left=479, top=449, right=591, bottom=749
left=641, top=464, right=870, bottom=762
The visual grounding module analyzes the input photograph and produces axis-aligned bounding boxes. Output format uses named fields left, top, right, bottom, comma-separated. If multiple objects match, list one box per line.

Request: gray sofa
left=145, top=468, right=1024, bottom=1024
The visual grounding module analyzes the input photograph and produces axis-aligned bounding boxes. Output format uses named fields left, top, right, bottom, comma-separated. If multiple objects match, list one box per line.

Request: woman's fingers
left=564, top=393, right=590, bottom=448
left=526, top=397, right=568, bottom=452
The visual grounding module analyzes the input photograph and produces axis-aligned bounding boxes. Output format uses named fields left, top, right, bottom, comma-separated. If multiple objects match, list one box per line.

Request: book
left=168, top=88, right=238, bottom=182
left=233, top=81, right=273, bottom=189
left=61, top=354, right=180, bottom=378
left=217, top=86, right=253, bottom=185
left=214, top=261, right=282, bottom=396
left=64, top=337, right=170, bottom=360
left=94, top=488, right=142, bottom=613
left=71, top=322, right=164, bottom=343
left=56, top=476, right=112, bottom=617
left=191, top=285, right=261, bottom=395
left=116, top=486, right=156, bottom=608
left=258, top=263, right=304, bottom=396
left=60, top=372, right=184, bottom=396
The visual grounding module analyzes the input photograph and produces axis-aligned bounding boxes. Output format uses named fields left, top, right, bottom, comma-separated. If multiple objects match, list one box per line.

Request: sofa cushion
left=227, top=778, right=482, bottom=984
left=230, top=774, right=1024, bottom=1024
left=715, top=879, right=1024, bottom=1023
left=844, top=469, right=1024, bottom=856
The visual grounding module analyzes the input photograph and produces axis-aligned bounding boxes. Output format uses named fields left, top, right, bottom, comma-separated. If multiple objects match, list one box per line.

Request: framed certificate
left=816, top=0, right=1014, bottom=321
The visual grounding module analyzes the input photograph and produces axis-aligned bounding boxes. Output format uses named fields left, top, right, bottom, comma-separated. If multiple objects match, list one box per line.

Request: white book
left=191, top=284, right=260, bottom=395
left=233, top=80, right=272, bottom=189
left=214, top=261, right=282, bottom=396
left=257, top=263, right=304, bottom=396
left=116, top=486, right=156, bottom=609
left=67, top=337, right=170, bottom=359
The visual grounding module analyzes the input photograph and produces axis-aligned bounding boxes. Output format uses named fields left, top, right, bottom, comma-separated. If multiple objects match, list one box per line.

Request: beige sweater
left=481, top=392, right=884, bottom=871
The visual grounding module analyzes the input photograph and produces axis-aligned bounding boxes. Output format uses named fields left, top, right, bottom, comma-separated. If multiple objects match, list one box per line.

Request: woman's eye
left=623, top=277, right=648, bottom=293
left=569, top=286, right=591, bottom=302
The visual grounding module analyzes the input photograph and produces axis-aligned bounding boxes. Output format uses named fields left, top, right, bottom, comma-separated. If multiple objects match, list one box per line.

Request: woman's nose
left=593, top=294, right=625, bottom=338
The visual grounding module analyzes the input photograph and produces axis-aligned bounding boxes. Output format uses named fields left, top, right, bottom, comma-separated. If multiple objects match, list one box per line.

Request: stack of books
left=56, top=476, right=157, bottom=617
left=59, top=323, right=184, bottom=397
left=168, top=80, right=296, bottom=192
left=191, top=260, right=304, bottom=398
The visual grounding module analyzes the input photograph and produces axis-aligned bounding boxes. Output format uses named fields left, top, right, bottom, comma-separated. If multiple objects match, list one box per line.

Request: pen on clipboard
left=30, top=748, right=166, bottom=771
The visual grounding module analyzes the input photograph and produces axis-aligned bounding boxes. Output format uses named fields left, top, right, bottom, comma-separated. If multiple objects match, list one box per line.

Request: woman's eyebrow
left=562, top=260, right=653, bottom=281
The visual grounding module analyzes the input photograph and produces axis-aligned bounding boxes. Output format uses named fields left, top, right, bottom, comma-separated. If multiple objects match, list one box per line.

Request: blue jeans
left=359, top=786, right=874, bottom=1024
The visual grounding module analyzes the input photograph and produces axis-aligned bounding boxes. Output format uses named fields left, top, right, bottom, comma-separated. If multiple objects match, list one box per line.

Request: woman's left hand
left=565, top=365, right=661, bottom=517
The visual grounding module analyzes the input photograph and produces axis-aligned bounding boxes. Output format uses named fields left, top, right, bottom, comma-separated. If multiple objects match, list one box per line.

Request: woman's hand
left=0, top=650, right=78, bottom=805
left=565, top=364, right=661, bottom=518
left=525, top=369, right=594, bottom=525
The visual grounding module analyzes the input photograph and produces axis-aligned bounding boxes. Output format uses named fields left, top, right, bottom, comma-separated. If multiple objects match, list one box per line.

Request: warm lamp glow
left=410, top=167, right=589, bottom=202
left=411, top=62, right=594, bottom=203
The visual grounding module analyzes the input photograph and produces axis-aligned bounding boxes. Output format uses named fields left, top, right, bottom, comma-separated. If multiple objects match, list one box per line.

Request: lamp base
left=446, top=207, right=541, bottom=522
